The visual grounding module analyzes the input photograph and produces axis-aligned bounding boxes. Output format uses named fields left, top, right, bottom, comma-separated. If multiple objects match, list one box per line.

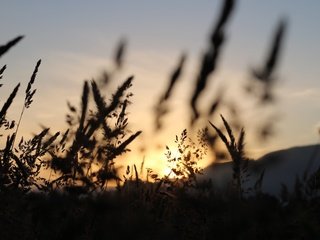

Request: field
left=1, top=1, right=320, bottom=239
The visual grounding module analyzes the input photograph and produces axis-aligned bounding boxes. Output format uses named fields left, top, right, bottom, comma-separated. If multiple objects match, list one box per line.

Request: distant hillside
left=202, top=144, right=320, bottom=196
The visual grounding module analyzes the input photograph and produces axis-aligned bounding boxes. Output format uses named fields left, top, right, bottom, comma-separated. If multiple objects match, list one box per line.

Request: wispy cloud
left=289, top=88, right=320, bottom=98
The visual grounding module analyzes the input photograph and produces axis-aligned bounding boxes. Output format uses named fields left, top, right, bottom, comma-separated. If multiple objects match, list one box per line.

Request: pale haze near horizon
left=1, top=1, right=320, bottom=173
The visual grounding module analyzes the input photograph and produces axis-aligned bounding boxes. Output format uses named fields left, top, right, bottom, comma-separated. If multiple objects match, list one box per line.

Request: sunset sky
left=1, top=1, right=320, bottom=174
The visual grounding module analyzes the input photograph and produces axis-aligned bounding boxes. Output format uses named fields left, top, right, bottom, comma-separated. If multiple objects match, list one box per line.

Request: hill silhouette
left=203, top=144, right=320, bottom=196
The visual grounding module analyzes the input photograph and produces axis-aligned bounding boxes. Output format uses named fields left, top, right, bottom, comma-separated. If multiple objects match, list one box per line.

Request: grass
left=1, top=1, right=320, bottom=239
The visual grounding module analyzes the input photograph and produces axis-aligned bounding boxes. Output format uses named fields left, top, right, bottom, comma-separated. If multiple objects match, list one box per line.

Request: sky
left=1, top=1, right=320, bottom=174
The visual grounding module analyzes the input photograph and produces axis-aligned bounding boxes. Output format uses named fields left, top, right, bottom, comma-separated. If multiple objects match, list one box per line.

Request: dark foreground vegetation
left=2, top=185, right=320, bottom=240
left=1, top=0, right=320, bottom=239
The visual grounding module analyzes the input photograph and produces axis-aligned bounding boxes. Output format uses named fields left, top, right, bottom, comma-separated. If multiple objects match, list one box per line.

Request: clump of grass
left=143, top=129, right=208, bottom=202
left=0, top=37, right=55, bottom=192
left=210, top=115, right=249, bottom=198
left=4, top=2, right=320, bottom=239
left=48, top=76, right=141, bottom=192
left=0, top=36, right=141, bottom=194
left=163, top=129, right=207, bottom=188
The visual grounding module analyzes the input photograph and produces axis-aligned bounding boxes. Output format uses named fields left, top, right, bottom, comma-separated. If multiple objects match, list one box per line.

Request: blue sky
left=1, top=1, right=320, bottom=171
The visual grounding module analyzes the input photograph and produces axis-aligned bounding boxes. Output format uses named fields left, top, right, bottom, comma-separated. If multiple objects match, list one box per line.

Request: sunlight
left=122, top=143, right=189, bottom=180
left=162, top=166, right=172, bottom=177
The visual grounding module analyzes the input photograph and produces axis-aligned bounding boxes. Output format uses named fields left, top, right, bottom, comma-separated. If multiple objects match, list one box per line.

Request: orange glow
left=120, top=139, right=212, bottom=182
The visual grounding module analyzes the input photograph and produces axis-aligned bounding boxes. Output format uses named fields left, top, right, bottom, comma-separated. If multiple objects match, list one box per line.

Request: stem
left=10, top=105, right=26, bottom=151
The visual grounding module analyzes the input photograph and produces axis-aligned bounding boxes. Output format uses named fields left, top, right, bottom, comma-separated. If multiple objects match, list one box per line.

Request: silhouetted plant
left=4, top=1, right=320, bottom=239
left=0, top=37, right=55, bottom=192
left=154, top=53, right=187, bottom=130
left=0, top=35, right=24, bottom=58
left=145, top=129, right=207, bottom=201
left=48, top=76, right=141, bottom=192
left=251, top=19, right=287, bottom=103
left=190, top=0, right=235, bottom=125
left=210, top=115, right=250, bottom=198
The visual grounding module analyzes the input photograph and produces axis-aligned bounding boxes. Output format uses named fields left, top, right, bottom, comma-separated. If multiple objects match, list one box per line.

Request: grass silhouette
left=1, top=1, right=320, bottom=239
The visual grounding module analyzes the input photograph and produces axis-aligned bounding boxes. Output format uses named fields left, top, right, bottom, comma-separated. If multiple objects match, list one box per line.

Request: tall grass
left=2, top=1, right=320, bottom=239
